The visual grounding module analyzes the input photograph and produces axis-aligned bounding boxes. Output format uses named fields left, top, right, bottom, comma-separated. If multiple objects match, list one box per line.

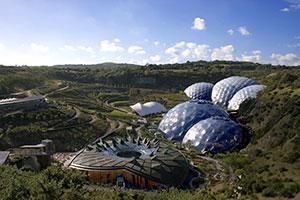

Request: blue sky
left=0, top=0, right=299, bottom=66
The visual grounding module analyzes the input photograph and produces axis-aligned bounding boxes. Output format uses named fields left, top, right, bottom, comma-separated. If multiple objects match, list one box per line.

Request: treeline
left=43, top=61, right=285, bottom=90
left=0, top=66, right=47, bottom=96
left=0, top=61, right=297, bottom=94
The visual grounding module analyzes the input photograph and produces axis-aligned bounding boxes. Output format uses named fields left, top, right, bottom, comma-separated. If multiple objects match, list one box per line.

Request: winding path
left=43, top=85, right=69, bottom=98
left=198, top=155, right=236, bottom=182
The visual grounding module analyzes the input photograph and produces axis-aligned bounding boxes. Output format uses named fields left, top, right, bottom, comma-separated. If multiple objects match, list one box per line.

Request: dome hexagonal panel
left=182, top=117, right=243, bottom=154
left=227, top=84, right=266, bottom=111
left=158, top=100, right=229, bottom=142
left=212, top=76, right=257, bottom=108
left=184, top=82, right=214, bottom=100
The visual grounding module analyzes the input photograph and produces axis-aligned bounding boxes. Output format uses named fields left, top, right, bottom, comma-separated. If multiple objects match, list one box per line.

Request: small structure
left=137, top=118, right=147, bottom=125
left=19, top=139, right=55, bottom=156
left=0, top=95, right=47, bottom=116
left=68, top=136, right=190, bottom=189
left=130, top=102, right=167, bottom=117
left=9, top=139, right=55, bottom=170
left=0, top=151, right=10, bottom=165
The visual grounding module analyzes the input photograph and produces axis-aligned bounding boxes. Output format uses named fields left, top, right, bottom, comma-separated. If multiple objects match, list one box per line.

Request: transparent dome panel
left=158, top=100, right=229, bottom=142
left=183, top=117, right=243, bottom=154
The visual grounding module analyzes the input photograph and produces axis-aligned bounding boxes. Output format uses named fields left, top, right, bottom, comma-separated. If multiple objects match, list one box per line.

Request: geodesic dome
left=158, top=100, right=229, bottom=142
left=182, top=117, right=243, bottom=154
left=212, top=76, right=257, bottom=108
left=227, top=85, right=266, bottom=111
left=184, top=82, right=214, bottom=101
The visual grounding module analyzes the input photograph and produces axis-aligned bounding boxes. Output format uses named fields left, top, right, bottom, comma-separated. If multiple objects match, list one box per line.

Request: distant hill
left=52, top=62, right=141, bottom=69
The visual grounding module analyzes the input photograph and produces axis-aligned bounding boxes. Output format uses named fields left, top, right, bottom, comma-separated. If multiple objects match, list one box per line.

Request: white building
left=130, top=102, right=167, bottom=117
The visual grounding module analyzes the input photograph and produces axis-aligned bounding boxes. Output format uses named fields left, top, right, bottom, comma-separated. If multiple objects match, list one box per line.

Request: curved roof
left=130, top=102, right=167, bottom=116
left=184, top=82, right=214, bottom=100
left=182, top=117, right=243, bottom=154
left=158, top=100, right=229, bottom=142
left=211, top=76, right=257, bottom=108
left=228, top=85, right=266, bottom=111
left=0, top=95, right=44, bottom=106
left=69, top=136, right=189, bottom=187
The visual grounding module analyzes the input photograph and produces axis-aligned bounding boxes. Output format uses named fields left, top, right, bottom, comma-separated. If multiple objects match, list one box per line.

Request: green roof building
left=68, top=136, right=190, bottom=189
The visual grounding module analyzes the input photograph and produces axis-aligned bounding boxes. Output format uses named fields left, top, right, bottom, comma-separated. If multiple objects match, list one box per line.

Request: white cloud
left=114, top=38, right=120, bottom=43
left=77, top=46, right=94, bottom=53
left=154, top=41, right=159, bottom=46
left=175, top=41, right=186, bottom=48
left=227, top=29, right=234, bottom=35
left=165, top=41, right=185, bottom=56
left=59, top=45, right=94, bottom=53
left=0, top=49, right=58, bottom=66
left=271, top=53, right=300, bottom=66
left=182, top=49, right=192, bottom=58
left=165, top=41, right=210, bottom=63
left=128, top=58, right=148, bottom=65
left=287, top=43, right=300, bottom=48
left=191, top=44, right=211, bottom=60
left=295, top=36, right=300, bottom=40
left=0, top=44, right=99, bottom=66
left=191, top=17, right=206, bottom=30
left=211, top=45, right=235, bottom=61
left=128, top=45, right=146, bottom=55
left=285, top=0, right=300, bottom=10
left=281, top=7, right=290, bottom=12
left=90, top=54, right=97, bottom=58
left=238, top=26, right=251, bottom=36
left=100, top=40, right=124, bottom=52
left=241, top=50, right=262, bottom=63
left=186, top=42, right=196, bottom=49
left=253, top=50, right=262, bottom=54
left=59, top=45, right=77, bottom=51
left=30, top=43, right=49, bottom=53
left=149, top=54, right=161, bottom=63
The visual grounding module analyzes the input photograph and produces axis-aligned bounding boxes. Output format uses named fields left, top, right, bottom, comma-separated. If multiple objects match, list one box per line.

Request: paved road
left=104, top=98, right=136, bottom=116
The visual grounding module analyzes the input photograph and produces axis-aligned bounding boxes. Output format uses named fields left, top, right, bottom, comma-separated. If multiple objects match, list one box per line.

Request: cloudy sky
left=0, top=0, right=300, bottom=66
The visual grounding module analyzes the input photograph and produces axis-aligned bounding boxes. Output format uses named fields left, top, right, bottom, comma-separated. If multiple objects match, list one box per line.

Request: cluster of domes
left=159, top=100, right=228, bottom=142
left=158, top=76, right=265, bottom=154
left=183, top=76, right=265, bottom=111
